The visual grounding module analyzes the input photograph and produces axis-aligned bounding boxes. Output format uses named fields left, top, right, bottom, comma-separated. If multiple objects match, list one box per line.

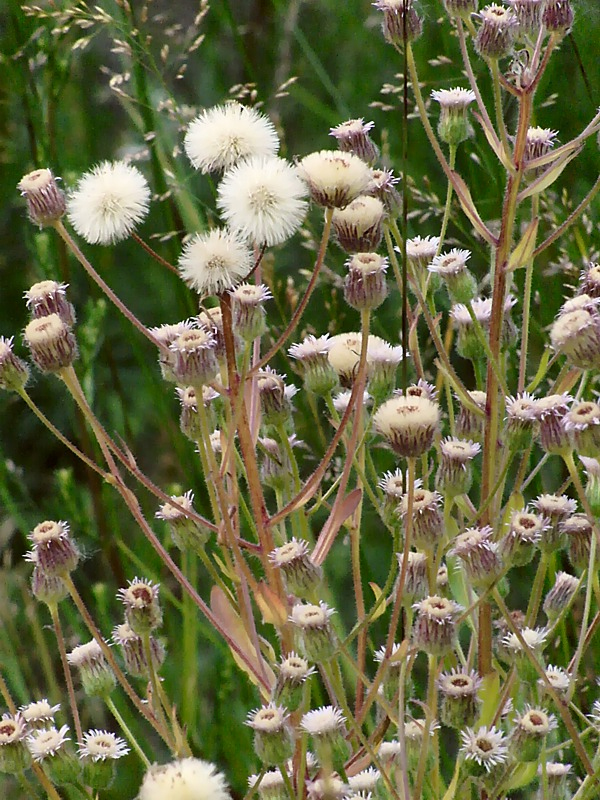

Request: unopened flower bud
left=550, top=305, right=600, bottom=371
left=67, top=641, right=116, bottom=697
left=374, top=0, right=423, bottom=46
left=118, top=578, right=162, bottom=634
left=396, top=550, right=428, bottom=601
left=156, top=490, right=210, bottom=550
left=332, top=196, right=385, bottom=253
left=31, top=566, right=68, bottom=606
left=18, top=168, right=66, bottom=227
left=290, top=602, right=337, bottom=662
left=151, top=321, right=194, bottom=383
left=257, top=368, right=297, bottom=425
left=0, top=336, right=30, bottom=392
left=259, top=436, right=300, bottom=493
left=412, top=595, right=463, bottom=656
left=579, top=262, right=600, bottom=299
left=25, top=280, right=75, bottom=326
left=438, top=668, right=482, bottom=728
left=431, top=89, right=476, bottom=147
left=246, top=704, right=295, bottom=766
left=230, top=283, right=272, bottom=342
left=543, top=571, right=580, bottom=622
left=475, top=5, right=517, bottom=59
left=27, top=520, right=79, bottom=578
left=508, top=0, right=545, bottom=38
left=273, top=653, right=315, bottom=711
left=269, top=538, right=322, bottom=598
left=113, top=622, right=166, bottom=678
left=24, top=313, right=77, bottom=373
left=330, top=118, right=379, bottom=164
left=170, top=326, right=218, bottom=386
left=399, top=485, right=444, bottom=549
left=456, top=390, right=487, bottom=443
left=176, top=385, right=215, bottom=441
left=450, top=526, right=502, bottom=588
left=542, top=0, right=574, bottom=36
left=435, top=437, right=480, bottom=498
left=510, top=707, right=556, bottom=763
left=344, top=253, right=388, bottom=310
left=374, top=394, right=440, bottom=458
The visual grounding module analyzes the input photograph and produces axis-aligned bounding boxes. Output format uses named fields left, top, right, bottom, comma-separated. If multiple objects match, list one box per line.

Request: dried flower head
left=24, top=313, right=78, bottom=373
left=179, top=229, right=253, bottom=297
left=217, top=156, right=308, bottom=246
left=460, top=726, right=508, bottom=773
left=330, top=118, right=379, bottom=164
left=504, top=392, right=538, bottom=449
left=25, top=280, right=75, bottom=326
left=450, top=526, right=501, bottom=586
left=561, top=513, right=594, bottom=570
left=156, top=490, right=210, bottom=550
left=344, top=252, right=389, bottom=310
left=18, top=168, right=66, bottom=226
left=412, top=595, right=463, bottom=655
left=443, top=0, right=479, bottom=20
left=67, top=160, right=150, bottom=245
left=138, top=757, right=231, bottom=800
left=579, top=262, right=600, bottom=299
left=374, top=394, right=440, bottom=458
left=507, top=0, right=546, bottom=36
left=229, top=282, right=272, bottom=340
left=396, top=550, right=429, bottom=600
left=27, top=519, right=79, bottom=578
left=456, top=389, right=487, bottom=442
left=332, top=195, right=385, bottom=253
left=297, top=150, right=373, bottom=208
left=475, top=5, right=517, bottom=59
left=373, top=0, right=423, bottom=45
left=184, top=102, right=279, bottom=173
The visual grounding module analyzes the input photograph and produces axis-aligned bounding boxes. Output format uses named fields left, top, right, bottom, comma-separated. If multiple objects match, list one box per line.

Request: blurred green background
left=1, top=1, right=599, bottom=797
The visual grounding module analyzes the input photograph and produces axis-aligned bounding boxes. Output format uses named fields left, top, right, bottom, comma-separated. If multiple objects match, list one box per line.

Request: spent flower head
left=297, top=150, right=373, bottom=208
left=138, top=757, right=230, bottom=800
left=329, top=118, right=379, bottom=164
left=179, top=229, right=253, bottom=297
left=18, top=168, right=66, bottom=227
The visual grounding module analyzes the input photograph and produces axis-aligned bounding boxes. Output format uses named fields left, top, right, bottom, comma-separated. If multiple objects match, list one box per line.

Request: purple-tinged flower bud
left=561, top=514, right=593, bottom=571
left=450, top=526, right=502, bottom=587
left=564, top=400, right=600, bottom=456
left=510, top=707, right=557, bottom=763
left=112, top=622, right=166, bottom=678
left=399, top=485, right=444, bottom=549
left=150, top=320, right=195, bottom=383
left=156, top=490, right=210, bottom=550
left=256, top=368, right=297, bottom=425
left=0, top=712, right=30, bottom=774
left=246, top=704, right=295, bottom=766
left=455, top=390, right=487, bottom=443
left=273, top=652, right=316, bottom=711
left=344, top=253, right=389, bottom=311
left=118, top=577, right=162, bottom=634
left=542, top=0, right=574, bottom=36
left=67, top=640, right=116, bottom=697
left=438, top=668, right=482, bottom=728
left=507, top=0, right=545, bottom=38
left=290, top=602, right=337, bottom=662
left=24, top=313, right=78, bottom=373
left=524, top=127, right=559, bottom=172
left=330, top=118, right=379, bottom=165
left=31, top=566, right=69, bottom=606
left=18, top=168, right=66, bottom=227
left=500, top=509, right=545, bottom=566
left=374, top=394, right=440, bottom=458
left=374, top=0, right=423, bottom=46
left=435, top=437, right=481, bottom=498
left=396, top=550, right=429, bottom=601
left=365, top=169, right=402, bottom=215
left=25, top=280, right=75, bottom=326
left=229, top=283, right=272, bottom=342
left=532, top=493, right=576, bottom=552
left=176, top=384, right=218, bottom=441
left=533, top=394, right=572, bottom=455
left=332, top=196, right=385, bottom=253
left=412, top=595, right=463, bottom=656
left=0, top=336, right=30, bottom=392
left=543, top=572, right=580, bottom=622
left=578, top=262, right=600, bottom=299
left=475, top=5, right=517, bottom=60
left=27, top=520, right=79, bottom=578
left=170, top=326, right=217, bottom=386
left=300, top=706, right=348, bottom=771
left=269, top=538, right=322, bottom=598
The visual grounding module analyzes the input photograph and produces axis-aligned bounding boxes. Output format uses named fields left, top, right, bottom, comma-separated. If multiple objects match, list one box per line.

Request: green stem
left=438, top=144, right=457, bottom=251
left=489, top=58, right=509, bottom=155
left=50, top=604, right=83, bottom=746
left=105, top=695, right=151, bottom=768
left=518, top=196, right=539, bottom=393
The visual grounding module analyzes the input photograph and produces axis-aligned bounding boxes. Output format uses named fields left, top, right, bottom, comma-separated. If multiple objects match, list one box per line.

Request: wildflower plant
left=1, top=1, right=600, bottom=799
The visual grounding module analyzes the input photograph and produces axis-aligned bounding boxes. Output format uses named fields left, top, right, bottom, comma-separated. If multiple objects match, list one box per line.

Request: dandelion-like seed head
left=184, top=102, right=279, bottom=173
left=179, top=229, right=253, bottom=297
left=67, top=160, right=150, bottom=245
left=217, top=156, right=308, bottom=246
left=297, top=150, right=373, bottom=208
left=138, top=757, right=231, bottom=800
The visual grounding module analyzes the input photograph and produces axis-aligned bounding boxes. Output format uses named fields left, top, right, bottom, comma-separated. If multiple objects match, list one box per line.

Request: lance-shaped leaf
left=312, top=488, right=362, bottom=566
left=210, top=586, right=276, bottom=697
left=368, top=582, right=388, bottom=622
left=451, top=171, right=497, bottom=245
left=507, top=217, right=538, bottom=271
left=473, top=111, right=515, bottom=175
left=255, top=581, right=288, bottom=628
left=518, top=146, right=583, bottom=202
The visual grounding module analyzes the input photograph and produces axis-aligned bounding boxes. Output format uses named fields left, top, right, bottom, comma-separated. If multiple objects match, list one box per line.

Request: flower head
left=19, top=699, right=60, bottom=728
left=138, top=757, right=231, bottom=800
left=329, top=118, right=379, bottom=164
left=373, top=394, right=440, bottom=458
left=18, top=168, right=66, bottom=227
left=297, top=150, right=373, bottom=208
left=217, top=156, right=307, bottom=246
left=67, top=160, right=150, bottom=245
left=184, top=102, right=279, bottom=173
left=78, top=730, right=129, bottom=762
left=27, top=519, right=79, bottom=578
left=460, top=726, right=508, bottom=772
left=118, top=577, right=162, bottom=634
left=0, top=336, right=30, bottom=392
left=27, top=725, right=70, bottom=762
